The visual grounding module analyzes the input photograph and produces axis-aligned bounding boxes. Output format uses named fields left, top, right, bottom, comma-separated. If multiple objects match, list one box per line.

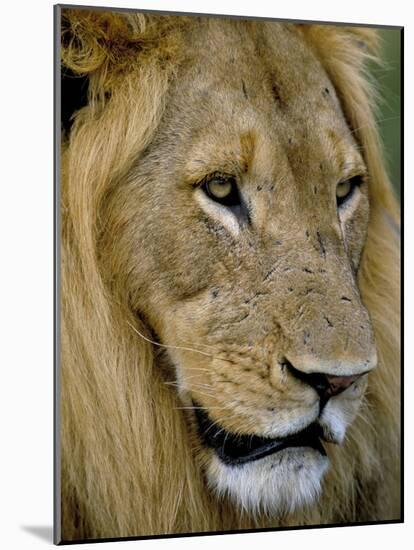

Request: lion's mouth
left=193, top=402, right=326, bottom=466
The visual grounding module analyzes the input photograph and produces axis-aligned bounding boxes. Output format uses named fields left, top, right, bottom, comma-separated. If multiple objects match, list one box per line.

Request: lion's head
left=60, top=9, right=400, bottom=541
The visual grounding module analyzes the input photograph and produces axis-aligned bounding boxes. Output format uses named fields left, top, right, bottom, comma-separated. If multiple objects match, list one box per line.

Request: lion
left=59, top=8, right=401, bottom=542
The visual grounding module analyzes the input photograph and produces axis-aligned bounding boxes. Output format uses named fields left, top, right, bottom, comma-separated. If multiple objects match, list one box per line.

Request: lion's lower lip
left=193, top=402, right=326, bottom=466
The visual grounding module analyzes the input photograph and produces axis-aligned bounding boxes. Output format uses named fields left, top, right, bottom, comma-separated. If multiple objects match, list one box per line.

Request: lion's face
left=114, top=21, right=377, bottom=514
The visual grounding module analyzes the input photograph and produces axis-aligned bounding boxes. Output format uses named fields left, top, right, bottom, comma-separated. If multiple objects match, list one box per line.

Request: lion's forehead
left=161, top=20, right=357, bottom=190
left=177, top=22, right=344, bottom=131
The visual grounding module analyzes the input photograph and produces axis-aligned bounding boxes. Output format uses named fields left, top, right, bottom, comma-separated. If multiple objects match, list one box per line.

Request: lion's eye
left=202, top=176, right=240, bottom=207
left=208, top=179, right=232, bottom=199
left=336, top=176, right=363, bottom=208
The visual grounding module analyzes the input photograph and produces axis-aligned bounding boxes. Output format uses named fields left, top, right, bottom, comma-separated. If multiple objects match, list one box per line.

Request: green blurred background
left=370, top=29, right=401, bottom=198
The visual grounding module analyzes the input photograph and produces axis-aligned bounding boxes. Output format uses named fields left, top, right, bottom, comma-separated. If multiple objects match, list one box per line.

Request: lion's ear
left=61, top=8, right=188, bottom=131
left=299, top=24, right=380, bottom=59
left=62, top=9, right=141, bottom=77
left=61, top=8, right=186, bottom=81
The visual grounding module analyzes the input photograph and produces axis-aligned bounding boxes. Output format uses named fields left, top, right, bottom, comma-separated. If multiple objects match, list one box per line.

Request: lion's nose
left=311, top=373, right=362, bottom=398
left=284, top=360, right=364, bottom=404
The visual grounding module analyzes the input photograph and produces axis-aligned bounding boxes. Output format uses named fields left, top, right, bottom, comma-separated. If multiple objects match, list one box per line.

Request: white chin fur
left=206, top=447, right=329, bottom=516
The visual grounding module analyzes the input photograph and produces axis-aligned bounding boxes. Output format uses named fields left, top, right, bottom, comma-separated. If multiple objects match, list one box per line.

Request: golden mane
left=60, top=9, right=400, bottom=541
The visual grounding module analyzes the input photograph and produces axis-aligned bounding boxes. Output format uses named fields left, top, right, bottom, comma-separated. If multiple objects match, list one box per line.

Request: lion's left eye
left=202, top=176, right=241, bottom=207
left=336, top=176, right=362, bottom=208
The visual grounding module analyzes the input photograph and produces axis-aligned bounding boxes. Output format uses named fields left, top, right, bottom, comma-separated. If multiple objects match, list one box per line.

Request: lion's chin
left=206, top=447, right=329, bottom=516
left=193, top=401, right=330, bottom=515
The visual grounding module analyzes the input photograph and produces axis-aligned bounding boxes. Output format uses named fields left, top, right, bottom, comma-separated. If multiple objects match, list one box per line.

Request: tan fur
left=60, top=9, right=400, bottom=541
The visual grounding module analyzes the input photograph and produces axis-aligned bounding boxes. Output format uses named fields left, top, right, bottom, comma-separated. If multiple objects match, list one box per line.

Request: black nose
left=284, top=360, right=362, bottom=405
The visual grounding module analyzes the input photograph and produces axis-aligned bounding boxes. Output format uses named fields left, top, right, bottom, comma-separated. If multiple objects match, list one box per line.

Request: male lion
left=59, top=8, right=401, bottom=542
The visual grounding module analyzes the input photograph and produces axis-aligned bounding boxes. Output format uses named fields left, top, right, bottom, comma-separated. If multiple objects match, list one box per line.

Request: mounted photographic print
left=55, top=4, right=402, bottom=544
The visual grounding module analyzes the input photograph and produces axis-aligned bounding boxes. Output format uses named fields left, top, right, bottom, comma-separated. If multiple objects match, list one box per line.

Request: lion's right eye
left=336, top=175, right=363, bottom=208
left=202, top=176, right=241, bottom=207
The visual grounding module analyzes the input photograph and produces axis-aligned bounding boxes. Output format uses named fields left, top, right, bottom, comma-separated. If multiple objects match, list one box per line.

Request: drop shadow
left=21, top=525, right=54, bottom=543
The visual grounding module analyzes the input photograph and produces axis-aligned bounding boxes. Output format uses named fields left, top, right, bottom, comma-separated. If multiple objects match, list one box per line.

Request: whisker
left=127, top=321, right=219, bottom=359
left=163, top=376, right=214, bottom=389
left=175, top=406, right=232, bottom=411
left=223, top=429, right=231, bottom=448
left=127, top=321, right=240, bottom=366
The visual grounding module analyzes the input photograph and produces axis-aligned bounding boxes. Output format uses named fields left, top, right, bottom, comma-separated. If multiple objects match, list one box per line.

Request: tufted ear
left=61, top=8, right=189, bottom=103
left=60, top=8, right=189, bottom=131
left=299, top=24, right=380, bottom=58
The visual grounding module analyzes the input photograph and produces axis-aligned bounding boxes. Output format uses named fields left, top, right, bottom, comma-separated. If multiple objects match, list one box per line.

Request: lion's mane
left=59, top=9, right=400, bottom=541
